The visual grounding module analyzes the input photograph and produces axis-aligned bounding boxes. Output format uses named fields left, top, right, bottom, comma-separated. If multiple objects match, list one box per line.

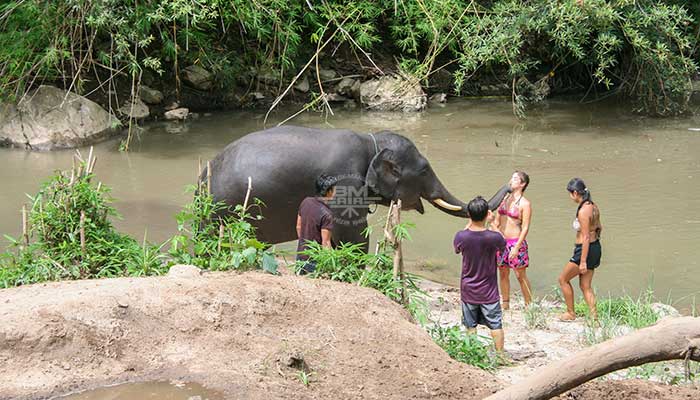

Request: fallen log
left=485, top=316, right=700, bottom=400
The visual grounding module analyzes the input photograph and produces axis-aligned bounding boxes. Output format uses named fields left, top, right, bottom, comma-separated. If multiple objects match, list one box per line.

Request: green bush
left=1, top=1, right=696, bottom=116
left=0, top=163, right=167, bottom=287
left=428, top=325, right=502, bottom=371
left=168, top=186, right=278, bottom=274
left=297, top=241, right=418, bottom=304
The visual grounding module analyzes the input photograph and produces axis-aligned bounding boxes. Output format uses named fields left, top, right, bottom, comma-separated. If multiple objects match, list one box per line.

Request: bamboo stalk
left=80, top=211, right=86, bottom=257
left=86, top=146, right=93, bottom=177
left=218, top=224, right=224, bottom=252
left=88, top=155, right=97, bottom=175
left=197, top=157, right=202, bottom=191
left=21, top=205, right=29, bottom=247
left=207, top=161, right=212, bottom=195
left=391, top=199, right=407, bottom=306
left=241, top=176, right=252, bottom=217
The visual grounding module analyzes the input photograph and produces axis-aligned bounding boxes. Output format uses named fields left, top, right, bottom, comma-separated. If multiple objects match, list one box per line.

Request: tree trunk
left=485, top=317, right=700, bottom=400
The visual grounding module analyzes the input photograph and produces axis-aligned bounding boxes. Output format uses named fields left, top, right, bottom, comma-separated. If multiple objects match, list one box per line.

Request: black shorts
left=570, top=240, right=602, bottom=269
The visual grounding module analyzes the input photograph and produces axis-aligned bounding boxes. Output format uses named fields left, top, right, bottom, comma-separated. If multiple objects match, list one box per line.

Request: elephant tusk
left=434, top=198, right=462, bottom=211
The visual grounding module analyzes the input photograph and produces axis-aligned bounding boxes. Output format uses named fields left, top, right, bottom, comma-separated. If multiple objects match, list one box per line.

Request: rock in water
left=164, top=108, right=189, bottom=120
left=0, top=85, right=118, bottom=150
left=360, top=75, right=427, bottom=112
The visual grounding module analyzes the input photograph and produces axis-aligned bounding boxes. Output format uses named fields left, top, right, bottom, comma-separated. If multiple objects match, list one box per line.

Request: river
left=2, top=99, right=699, bottom=310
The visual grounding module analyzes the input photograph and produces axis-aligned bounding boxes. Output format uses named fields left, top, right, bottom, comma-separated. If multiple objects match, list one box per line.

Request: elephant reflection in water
left=202, top=125, right=510, bottom=249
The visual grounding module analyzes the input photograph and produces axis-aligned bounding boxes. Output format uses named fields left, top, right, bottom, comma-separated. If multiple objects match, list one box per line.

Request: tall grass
left=428, top=325, right=502, bottom=371
left=574, top=289, right=660, bottom=345
left=0, top=161, right=168, bottom=287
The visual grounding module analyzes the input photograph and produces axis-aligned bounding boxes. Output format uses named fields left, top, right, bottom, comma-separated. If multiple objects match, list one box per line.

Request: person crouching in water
left=493, top=171, right=533, bottom=310
left=296, top=174, right=337, bottom=275
left=454, top=196, right=506, bottom=352
left=558, top=178, right=602, bottom=321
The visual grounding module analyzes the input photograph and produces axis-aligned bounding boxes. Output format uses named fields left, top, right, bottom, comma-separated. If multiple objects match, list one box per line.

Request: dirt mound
left=561, top=380, right=700, bottom=399
left=0, top=269, right=501, bottom=399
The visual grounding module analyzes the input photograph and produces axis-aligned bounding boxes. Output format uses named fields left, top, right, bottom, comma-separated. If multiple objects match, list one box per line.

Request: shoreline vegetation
left=1, top=151, right=698, bottom=391
left=1, top=0, right=698, bottom=129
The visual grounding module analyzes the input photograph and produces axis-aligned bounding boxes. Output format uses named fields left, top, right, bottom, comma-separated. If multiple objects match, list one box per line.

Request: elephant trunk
left=425, top=176, right=511, bottom=218
left=423, top=173, right=470, bottom=218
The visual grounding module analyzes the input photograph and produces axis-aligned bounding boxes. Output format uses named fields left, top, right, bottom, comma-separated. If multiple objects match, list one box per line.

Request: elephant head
left=365, top=132, right=509, bottom=217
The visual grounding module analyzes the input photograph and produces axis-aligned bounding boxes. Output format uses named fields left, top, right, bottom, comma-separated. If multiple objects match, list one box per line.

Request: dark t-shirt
left=296, top=197, right=334, bottom=261
left=453, top=229, right=506, bottom=304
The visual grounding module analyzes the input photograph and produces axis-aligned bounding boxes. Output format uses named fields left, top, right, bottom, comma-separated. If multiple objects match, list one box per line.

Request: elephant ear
left=365, top=148, right=402, bottom=200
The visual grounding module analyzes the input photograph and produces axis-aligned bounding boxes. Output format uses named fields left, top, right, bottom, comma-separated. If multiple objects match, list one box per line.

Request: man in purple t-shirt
left=296, top=174, right=337, bottom=274
left=454, top=196, right=506, bottom=351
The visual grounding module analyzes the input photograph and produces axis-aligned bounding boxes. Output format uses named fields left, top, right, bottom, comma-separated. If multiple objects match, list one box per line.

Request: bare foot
left=558, top=312, right=576, bottom=321
left=501, top=300, right=510, bottom=311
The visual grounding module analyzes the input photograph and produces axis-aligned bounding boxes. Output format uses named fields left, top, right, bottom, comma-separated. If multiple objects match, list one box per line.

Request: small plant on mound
left=428, top=325, right=502, bottom=371
left=168, top=186, right=277, bottom=274
left=0, top=156, right=166, bottom=287
left=523, top=299, right=550, bottom=330
left=296, top=241, right=419, bottom=304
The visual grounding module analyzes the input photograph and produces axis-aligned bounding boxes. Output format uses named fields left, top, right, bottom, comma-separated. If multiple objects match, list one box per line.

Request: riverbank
left=417, top=280, right=697, bottom=386
left=0, top=267, right=698, bottom=400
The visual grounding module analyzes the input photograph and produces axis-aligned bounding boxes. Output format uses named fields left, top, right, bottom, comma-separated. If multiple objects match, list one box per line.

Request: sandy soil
left=0, top=267, right=697, bottom=399
left=0, top=266, right=501, bottom=400
left=419, top=280, right=700, bottom=399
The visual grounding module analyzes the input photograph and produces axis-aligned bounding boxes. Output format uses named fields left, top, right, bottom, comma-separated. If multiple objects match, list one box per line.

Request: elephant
left=203, top=125, right=510, bottom=248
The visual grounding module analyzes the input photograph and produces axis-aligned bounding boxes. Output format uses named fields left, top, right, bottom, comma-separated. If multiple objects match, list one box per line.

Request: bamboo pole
left=197, top=156, right=202, bottom=191
left=241, top=176, right=252, bottom=217
left=391, top=199, right=407, bottom=306
left=80, top=211, right=86, bottom=257
left=206, top=161, right=212, bottom=195
left=218, top=224, right=224, bottom=252
left=88, top=155, right=97, bottom=175
left=86, top=146, right=93, bottom=177
left=21, top=205, right=29, bottom=247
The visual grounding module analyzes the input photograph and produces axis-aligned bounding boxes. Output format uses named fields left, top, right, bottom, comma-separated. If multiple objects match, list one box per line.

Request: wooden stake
left=80, top=211, right=86, bottom=257
left=197, top=157, right=202, bottom=191
left=241, top=177, right=252, bottom=217
left=206, top=161, right=212, bottom=195
left=86, top=146, right=93, bottom=177
left=21, top=205, right=29, bottom=247
left=218, top=224, right=224, bottom=252
left=390, top=200, right=407, bottom=306
left=88, top=156, right=97, bottom=175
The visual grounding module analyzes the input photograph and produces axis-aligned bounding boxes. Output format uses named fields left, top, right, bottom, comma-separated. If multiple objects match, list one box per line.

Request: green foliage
left=0, top=164, right=167, bottom=287
left=297, top=241, right=418, bottom=304
left=428, top=325, right=502, bottom=371
left=575, top=289, right=660, bottom=345
left=523, top=300, right=550, bottom=330
left=168, top=185, right=277, bottom=274
left=1, top=1, right=696, bottom=116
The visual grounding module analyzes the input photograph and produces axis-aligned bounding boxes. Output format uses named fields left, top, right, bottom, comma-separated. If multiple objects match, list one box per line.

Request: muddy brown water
left=1, top=100, right=699, bottom=310
left=55, top=381, right=223, bottom=399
